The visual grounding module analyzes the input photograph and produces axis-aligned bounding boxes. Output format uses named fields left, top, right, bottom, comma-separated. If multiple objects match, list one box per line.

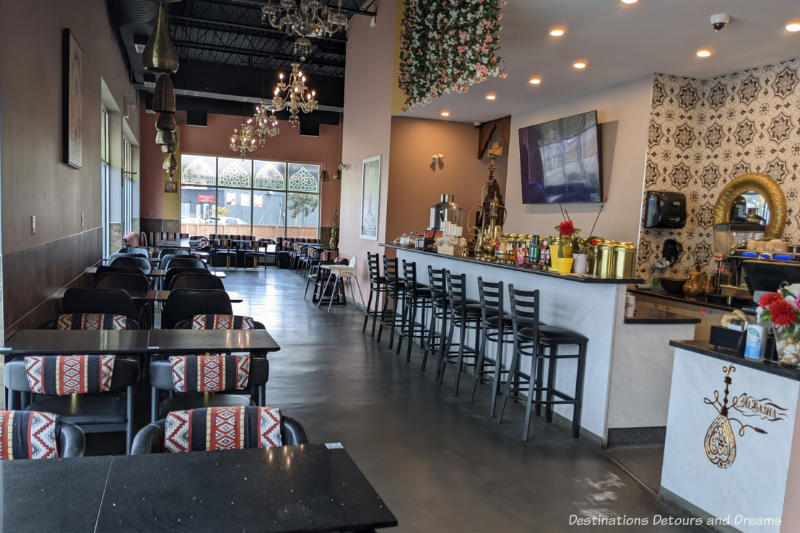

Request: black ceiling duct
left=186, top=110, right=207, bottom=127
left=300, top=118, right=320, bottom=137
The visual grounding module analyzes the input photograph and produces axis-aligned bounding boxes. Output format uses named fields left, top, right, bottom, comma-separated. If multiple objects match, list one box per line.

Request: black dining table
left=2, top=329, right=151, bottom=356
left=147, top=329, right=280, bottom=354
left=2, top=444, right=397, bottom=532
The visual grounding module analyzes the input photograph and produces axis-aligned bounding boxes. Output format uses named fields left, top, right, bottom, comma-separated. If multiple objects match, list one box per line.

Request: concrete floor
left=218, top=268, right=701, bottom=532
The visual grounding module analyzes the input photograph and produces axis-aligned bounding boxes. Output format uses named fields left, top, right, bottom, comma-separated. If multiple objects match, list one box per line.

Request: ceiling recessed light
left=786, top=21, right=800, bottom=32
left=528, top=77, right=542, bottom=86
left=485, top=93, right=497, bottom=101
left=620, top=0, right=639, bottom=4
left=440, top=110, right=450, bottom=117
left=572, top=60, right=588, bottom=70
left=549, top=27, right=566, bottom=37
left=696, top=48, right=713, bottom=58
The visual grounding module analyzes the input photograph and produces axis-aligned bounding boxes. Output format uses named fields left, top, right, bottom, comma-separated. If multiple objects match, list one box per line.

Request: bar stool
left=438, top=271, right=482, bottom=394
left=396, top=260, right=433, bottom=362
left=499, top=284, right=588, bottom=441
left=470, top=278, right=514, bottom=417
left=422, top=267, right=449, bottom=373
left=363, top=252, right=387, bottom=337
left=377, top=256, right=405, bottom=349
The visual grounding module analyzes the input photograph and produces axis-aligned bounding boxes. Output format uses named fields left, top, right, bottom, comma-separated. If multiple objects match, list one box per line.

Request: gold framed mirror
left=712, top=173, right=786, bottom=239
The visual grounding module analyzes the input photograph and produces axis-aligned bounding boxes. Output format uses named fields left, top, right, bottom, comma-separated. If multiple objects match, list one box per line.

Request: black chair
left=439, top=271, right=482, bottom=394
left=170, top=273, right=225, bottom=291
left=499, top=285, right=588, bottom=441
left=110, top=255, right=152, bottom=276
left=126, top=248, right=151, bottom=260
left=163, top=267, right=214, bottom=290
left=61, top=288, right=140, bottom=325
left=362, top=252, right=386, bottom=337
left=377, top=256, right=406, bottom=348
left=396, top=261, right=433, bottom=362
left=210, top=240, right=237, bottom=268
left=92, top=273, right=153, bottom=328
left=158, top=248, right=180, bottom=261
left=0, top=412, right=84, bottom=459
left=470, top=278, right=514, bottom=417
left=148, top=356, right=269, bottom=422
left=422, top=266, right=449, bottom=373
left=161, top=289, right=233, bottom=329
left=168, top=256, right=207, bottom=270
left=4, top=358, right=140, bottom=453
left=131, top=411, right=309, bottom=454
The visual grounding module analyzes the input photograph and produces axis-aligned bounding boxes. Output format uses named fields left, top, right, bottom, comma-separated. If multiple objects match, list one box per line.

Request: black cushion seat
left=26, top=396, right=128, bottom=425
left=518, top=325, right=588, bottom=344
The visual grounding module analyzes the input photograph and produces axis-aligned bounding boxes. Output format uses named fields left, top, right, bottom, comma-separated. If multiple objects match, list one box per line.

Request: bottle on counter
left=530, top=235, right=540, bottom=266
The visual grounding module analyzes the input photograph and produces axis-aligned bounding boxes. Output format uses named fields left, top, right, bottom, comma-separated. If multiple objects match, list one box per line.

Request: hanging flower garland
left=398, top=0, right=506, bottom=110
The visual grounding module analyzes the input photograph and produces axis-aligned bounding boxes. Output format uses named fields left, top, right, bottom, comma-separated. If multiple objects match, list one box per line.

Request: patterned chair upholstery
left=4, top=357, right=139, bottom=454
left=0, top=410, right=85, bottom=459
left=131, top=406, right=308, bottom=455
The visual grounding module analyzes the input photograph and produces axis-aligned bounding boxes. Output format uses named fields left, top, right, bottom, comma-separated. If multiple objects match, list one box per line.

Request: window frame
left=179, top=154, right=321, bottom=239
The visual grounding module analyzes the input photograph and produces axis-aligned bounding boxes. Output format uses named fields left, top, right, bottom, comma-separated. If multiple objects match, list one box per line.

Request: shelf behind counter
left=381, top=244, right=642, bottom=284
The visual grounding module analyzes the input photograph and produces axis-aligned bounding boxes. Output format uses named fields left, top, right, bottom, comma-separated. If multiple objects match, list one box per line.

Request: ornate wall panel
left=638, top=58, right=800, bottom=278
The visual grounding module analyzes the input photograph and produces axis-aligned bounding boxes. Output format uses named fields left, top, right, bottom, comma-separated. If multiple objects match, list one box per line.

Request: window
left=122, top=137, right=134, bottom=235
left=100, top=107, right=111, bottom=257
left=180, top=155, right=320, bottom=239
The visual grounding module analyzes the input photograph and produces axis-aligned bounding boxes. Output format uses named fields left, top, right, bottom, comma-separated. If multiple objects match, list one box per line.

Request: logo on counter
left=703, top=365, right=788, bottom=468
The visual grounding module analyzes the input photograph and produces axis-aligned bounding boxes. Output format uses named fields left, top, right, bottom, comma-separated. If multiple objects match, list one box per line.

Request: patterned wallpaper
left=637, top=58, right=800, bottom=278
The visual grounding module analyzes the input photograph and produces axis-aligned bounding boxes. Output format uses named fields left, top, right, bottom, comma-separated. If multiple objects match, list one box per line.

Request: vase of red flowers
left=759, top=283, right=800, bottom=366
left=554, top=219, right=580, bottom=259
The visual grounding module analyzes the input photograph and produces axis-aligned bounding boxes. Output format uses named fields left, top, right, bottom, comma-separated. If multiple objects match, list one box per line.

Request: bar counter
left=661, top=341, right=800, bottom=532
left=383, top=244, right=692, bottom=444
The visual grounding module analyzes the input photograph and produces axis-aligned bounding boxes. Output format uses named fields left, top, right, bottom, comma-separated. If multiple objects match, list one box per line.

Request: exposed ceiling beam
left=226, top=0, right=377, bottom=18
left=172, top=39, right=346, bottom=70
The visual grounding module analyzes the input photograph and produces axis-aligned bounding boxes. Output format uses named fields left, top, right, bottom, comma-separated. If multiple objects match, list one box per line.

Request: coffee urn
left=429, top=194, right=463, bottom=230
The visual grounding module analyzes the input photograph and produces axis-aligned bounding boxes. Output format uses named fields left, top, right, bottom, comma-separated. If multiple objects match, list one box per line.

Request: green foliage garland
left=398, top=0, right=506, bottom=110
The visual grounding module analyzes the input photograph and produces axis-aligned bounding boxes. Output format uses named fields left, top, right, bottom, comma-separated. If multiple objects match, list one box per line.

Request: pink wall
left=338, top=0, right=398, bottom=285
left=386, top=117, right=508, bottom=243
left=140, top=110, right=342, bottom=226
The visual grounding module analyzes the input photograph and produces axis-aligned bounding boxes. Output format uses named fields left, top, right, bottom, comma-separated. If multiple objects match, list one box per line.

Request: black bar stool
left=377, top=256, right=405, bottom=349
left=499, top=284, right=588, bottom=441
left=363, top=252, right=387, bottom=337
left=438, top=271, right=482, bottom=394
left=470, top=278, right=514, bottom=417
left=396, top=260, right=432, bottom=362
left=422, top=267, right=449, bottom=373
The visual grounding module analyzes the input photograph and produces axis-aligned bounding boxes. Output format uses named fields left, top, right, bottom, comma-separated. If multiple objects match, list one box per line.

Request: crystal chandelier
left=253, top=103, right=280, bottom=145
left=272, top=63, right=318, bottom=128
left=261, top=0, right=348, bottom=38
left=229, top=119, right=257, bottom=157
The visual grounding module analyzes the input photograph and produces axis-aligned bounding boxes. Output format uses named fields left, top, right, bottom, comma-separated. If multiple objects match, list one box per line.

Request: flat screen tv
left=518, top=110, right=602, bottom=204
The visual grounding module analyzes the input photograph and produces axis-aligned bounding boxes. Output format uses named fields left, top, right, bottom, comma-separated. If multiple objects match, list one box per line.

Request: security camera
left=711, top=13, right=730, bottom=31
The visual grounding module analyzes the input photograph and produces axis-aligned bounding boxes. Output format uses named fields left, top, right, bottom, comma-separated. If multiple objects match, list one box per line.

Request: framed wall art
left=63, top=28, right=84, bottom=169
left=360, top=155, right=381, bottom=240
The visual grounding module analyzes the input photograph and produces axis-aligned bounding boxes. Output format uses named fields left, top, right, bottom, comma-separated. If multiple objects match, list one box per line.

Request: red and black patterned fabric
left=191, top=314, right=254, bottom=330
left=25, top=355, right=116, bottom=395
left=57, top=313, right=127, bottom=330
left=0, top=410, right=59, bottom=460
left=169, top=354, right=250, bottom=392
left=164, top=406, right=281, bottom=453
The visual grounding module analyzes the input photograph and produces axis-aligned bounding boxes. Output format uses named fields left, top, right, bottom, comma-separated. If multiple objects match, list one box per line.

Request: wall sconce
left=431, top=153, right=444, bottom=164
left=334, top=162, right=348, bottom=180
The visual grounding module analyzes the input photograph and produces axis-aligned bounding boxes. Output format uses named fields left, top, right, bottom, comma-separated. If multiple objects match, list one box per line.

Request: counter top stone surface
left=670, top=339, right=800, bottom=381
left=384, top=244, right=642, bottom=284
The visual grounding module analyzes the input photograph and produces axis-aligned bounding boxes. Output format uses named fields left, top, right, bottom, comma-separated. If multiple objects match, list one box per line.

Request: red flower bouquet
left=759, top=282, right=800, bottom=366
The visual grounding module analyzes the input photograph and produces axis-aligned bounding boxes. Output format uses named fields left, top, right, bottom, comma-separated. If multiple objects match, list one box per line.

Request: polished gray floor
left=222, top=268, right=700, bottom=532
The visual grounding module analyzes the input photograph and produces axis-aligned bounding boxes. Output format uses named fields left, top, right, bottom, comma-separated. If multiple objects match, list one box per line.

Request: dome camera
left=711, top=13, right=730, bottom=31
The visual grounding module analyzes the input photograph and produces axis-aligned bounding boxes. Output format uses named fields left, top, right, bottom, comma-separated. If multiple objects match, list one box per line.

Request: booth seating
left=140, top=231, right=188, bottom=248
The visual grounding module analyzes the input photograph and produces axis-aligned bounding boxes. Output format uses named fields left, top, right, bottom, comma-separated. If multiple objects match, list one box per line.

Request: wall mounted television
left=518, top=110, right=602, bottom=204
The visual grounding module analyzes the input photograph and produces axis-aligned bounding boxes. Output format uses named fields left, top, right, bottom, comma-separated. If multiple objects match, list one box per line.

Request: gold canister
left=612, top=241, right=636, bottom=279
left=594, top=240, right=614, bottom=278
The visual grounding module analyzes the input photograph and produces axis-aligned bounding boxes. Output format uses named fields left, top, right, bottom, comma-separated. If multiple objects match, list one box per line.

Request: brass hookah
left=470, top=142, right=506, bottom=260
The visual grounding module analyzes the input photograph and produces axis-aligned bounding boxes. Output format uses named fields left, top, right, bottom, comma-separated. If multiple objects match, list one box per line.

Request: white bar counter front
left=385, top=244, right=641, bottom=444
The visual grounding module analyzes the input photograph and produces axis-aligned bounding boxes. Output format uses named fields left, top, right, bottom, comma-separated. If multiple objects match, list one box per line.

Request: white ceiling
left=400, top=0, right=800, bottom=122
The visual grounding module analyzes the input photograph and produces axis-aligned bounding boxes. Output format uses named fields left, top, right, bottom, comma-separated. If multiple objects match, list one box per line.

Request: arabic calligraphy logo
left=703, top=365, right=787, bottom=468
